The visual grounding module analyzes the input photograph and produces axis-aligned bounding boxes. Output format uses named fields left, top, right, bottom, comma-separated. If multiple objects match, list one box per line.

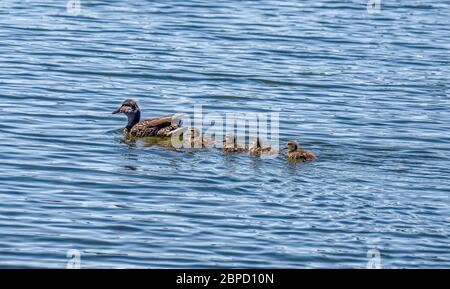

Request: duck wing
left=288, top=150, right=316, bottom=162
left=130, top=115, right=182, bottom=137
left=141, top=115, right=181, bottom=128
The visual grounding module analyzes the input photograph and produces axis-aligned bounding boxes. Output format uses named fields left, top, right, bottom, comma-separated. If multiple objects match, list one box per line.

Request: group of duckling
left=113, top=99, right=316, bottom=162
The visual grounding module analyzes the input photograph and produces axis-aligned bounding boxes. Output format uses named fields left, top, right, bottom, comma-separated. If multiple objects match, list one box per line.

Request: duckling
left=113, top=99, right=182, bottom=137
left=249, top=137, right=277, bottom=156
left=188, top=128, right=202, bottom=148
left=183, top=128, right=215, bottom=149
left=285, top=140, right=316, bottom=162
left=249, top=137, right=271, bottom=154
left=223, top=134, right=247, bottom=153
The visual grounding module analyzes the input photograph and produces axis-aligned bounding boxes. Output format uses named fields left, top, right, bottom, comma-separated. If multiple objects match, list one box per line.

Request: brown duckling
left=285, top=140, right=316, bottom=162
left=186, top=128, right=215, bottom=149
left=113, top=99, right=182, bottom=137
left=188, top=128, right=201, bottom=148
left=249, top=137, right=275, bottom=156
left=223, top=134, right=247, bottom=153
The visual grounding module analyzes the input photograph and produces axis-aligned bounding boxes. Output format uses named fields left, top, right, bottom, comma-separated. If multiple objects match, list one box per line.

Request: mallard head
left=113, top=99, right=140, bottom=115
left=113, top=99, right=141, bottom=129
left=286, top=140, right=298, bottom=152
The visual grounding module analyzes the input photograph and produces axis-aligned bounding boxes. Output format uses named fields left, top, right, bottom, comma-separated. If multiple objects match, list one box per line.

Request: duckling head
left=224, top=134, right=236, bottom=147
left=251, top=137, right=262, bottom=148
left=190, top=128, right=200, bottom=138
left=286, top=140, right=298, bottom=152
left=113, top=99, right=141, bottom=129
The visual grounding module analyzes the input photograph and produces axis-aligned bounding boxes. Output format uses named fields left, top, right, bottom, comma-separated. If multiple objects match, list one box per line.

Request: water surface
left=0, top=0, right=449, bottom=268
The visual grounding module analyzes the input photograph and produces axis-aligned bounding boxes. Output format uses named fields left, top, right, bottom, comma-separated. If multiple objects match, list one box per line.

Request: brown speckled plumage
left=223, top=134, right=247, bottom=153
left=113, top=99, right=181, bottom=137
left=249, top=137, right=275, bottom=156
left=286, top=140, right=316, bottom=162
left=126, top=116, right=180, bottom=137
left=185, top=128, right=215, bottom=149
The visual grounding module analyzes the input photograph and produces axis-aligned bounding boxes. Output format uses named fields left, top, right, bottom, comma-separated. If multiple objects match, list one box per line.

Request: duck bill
left=112, top=107, right=121, bottom=114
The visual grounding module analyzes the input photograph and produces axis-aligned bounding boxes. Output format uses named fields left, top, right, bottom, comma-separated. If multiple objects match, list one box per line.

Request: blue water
left=0, top=0, right=449, bottom=268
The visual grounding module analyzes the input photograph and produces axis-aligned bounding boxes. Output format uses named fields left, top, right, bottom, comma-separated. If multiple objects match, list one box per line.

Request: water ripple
left=0, top=0, right=449, bottom=268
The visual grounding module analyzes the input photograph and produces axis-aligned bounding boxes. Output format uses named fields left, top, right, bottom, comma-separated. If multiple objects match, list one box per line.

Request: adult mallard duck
left=285, top=140, right=316, bottom=162
left=223, top=134, right=247, bottom=153
left=112, top=99, right=182, bottom=137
